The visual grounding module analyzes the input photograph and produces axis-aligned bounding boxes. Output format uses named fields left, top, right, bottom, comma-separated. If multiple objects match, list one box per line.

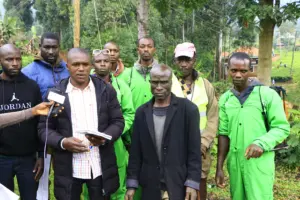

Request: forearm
left=217, top=135, right=229, bottom=170
left=0, top=109, right=33, bottom=129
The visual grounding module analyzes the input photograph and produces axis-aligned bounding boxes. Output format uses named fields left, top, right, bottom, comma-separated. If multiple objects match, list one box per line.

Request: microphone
left=46, top=88, right=66, bottom=117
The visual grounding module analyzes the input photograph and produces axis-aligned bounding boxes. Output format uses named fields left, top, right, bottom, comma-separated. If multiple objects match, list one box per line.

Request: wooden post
left=74, top=0, right=80, bottom=47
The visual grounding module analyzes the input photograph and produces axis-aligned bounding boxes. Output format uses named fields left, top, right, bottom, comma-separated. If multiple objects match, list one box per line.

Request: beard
left=1, top=67, right=20, bottom=78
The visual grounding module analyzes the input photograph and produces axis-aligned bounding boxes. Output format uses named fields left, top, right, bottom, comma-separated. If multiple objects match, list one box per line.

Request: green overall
left=218, top=86, right=290, bottom=200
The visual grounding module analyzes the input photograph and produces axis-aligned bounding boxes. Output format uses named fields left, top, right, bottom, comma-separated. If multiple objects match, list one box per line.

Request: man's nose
left=49, top=48, right=54, bottom=54
left=12, top=59, right=18, bottom=66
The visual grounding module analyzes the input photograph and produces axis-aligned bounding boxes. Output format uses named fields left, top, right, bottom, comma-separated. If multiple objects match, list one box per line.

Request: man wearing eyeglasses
left=125, top=64, right=201, bottom=200
left=171, top=42, right=218, bottom=200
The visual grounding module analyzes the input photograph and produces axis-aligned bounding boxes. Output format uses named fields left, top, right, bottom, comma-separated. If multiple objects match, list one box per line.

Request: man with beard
left=125, top=64, right=201, bottom=200
left=22, top=32, right=69, bottom=99
left=0, top=44, right=44, bottom=199
left=215, top=52, right=290, bottom=200
left=120, top=37, right=158, bottom=110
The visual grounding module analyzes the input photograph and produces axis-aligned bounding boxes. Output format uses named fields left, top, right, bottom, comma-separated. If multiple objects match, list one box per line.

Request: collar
left=134, top=58, right=159, bottom=74
left=113, top=59, right=125, bottom=77
left=65, top=77, right=94, bottom=93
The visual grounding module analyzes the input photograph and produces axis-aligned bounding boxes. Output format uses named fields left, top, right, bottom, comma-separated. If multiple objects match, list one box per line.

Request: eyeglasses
left=92, top=49, right=110, bottom=56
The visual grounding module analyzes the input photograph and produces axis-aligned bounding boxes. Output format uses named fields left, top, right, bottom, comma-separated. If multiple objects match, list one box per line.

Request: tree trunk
left=137, top=0, right=149, bottom=39
left=73, top=0, right=80, bottom=47
left=258, top=17, right=275, bottom=86
left=216, top=31, right=223, bottom=80
left=257, top=0, right=277, bottom=86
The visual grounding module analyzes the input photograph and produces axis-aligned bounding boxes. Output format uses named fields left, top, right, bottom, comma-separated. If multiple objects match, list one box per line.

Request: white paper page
left=0, top=183, right=19, bottom=200
left=36, top=154, right=51, bottom=200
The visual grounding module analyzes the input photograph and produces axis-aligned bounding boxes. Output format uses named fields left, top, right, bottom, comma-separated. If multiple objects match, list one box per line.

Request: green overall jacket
left=218, top=86, right=290, bottom=200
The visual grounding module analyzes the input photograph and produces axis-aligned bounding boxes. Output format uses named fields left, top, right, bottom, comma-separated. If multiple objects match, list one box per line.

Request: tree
left=34, top=0, right=72, bottom=48
left=3, top=0, right=34, bottom=31
left=237, top=0, right=300, bottom=85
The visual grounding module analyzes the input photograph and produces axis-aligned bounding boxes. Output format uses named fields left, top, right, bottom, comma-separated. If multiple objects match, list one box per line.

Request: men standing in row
left=171, top=42, right=218, bottom=200
left=93, top=49, right=135, bottom=200
left=38, top=48, right=124, bottom=200
left=216, top=52, right=290, bottom=200
left=125, top=64, right=201, bottom=200
left=22, top=32, right=69, bottom=99
left=0, top=44, right=44, bottom=200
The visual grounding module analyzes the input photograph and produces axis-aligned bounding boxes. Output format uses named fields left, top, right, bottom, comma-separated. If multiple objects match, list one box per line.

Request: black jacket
left=38, top=76, right=124, bottom=199
left=127, top=94, right=201, bottom=200
left=0, top=72, right=42, bottom=156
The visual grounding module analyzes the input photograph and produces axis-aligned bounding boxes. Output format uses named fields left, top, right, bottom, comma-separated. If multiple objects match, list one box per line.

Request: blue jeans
left=0, top=154, right=37, bottom=200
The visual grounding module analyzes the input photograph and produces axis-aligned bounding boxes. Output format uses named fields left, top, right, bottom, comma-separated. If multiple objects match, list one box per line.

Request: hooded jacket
left=22, top=55, right=69, bottom=100
left=0, top=72, right=42, bottom=156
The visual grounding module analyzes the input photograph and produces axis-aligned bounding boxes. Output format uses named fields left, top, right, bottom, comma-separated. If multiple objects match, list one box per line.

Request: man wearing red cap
left=171, top=42, right=219, bottom=200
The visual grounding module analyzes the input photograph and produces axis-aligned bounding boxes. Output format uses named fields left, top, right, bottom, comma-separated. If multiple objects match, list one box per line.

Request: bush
left=276, top=109, right=300, bottom=168
left=271, top=76, right=293, bottom=83
left=212, top=81, right=232, bottom=99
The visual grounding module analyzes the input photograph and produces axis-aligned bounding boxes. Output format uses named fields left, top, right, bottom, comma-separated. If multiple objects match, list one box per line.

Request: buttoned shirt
left=66, top=79, right=102, bottom=179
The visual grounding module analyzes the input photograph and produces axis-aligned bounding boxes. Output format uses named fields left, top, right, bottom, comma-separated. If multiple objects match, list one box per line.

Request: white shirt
left=65, top=79, right=102, bottom=179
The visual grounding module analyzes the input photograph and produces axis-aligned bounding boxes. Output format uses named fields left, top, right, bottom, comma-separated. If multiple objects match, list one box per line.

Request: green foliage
left=34, top=0, right=72, bottom=48
left=212, top=80, right=232, bottom=98
left=4, top=0, right=34, bottom=31
left=271, top=76, right=292, bottom=82
left=276, top=108, right=300, bottom=168
left=0, top=17, right=18, bottom=43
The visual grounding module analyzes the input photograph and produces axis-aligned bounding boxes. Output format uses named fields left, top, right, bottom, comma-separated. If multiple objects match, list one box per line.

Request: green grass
left=206, top=156, right=300, bottom=200
left=271, top=51, right=300, bottom=105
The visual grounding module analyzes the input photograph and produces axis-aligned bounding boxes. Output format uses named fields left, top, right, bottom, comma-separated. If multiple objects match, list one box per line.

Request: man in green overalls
left=215, top=52, right=290, bottom=200
left=84, top=50, right=135, bottom=200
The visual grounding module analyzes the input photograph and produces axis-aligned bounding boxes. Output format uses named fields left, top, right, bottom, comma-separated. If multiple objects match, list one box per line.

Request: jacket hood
left=34, top=53, right=65, bottom=72
left=113, top=59, right=125, bottom=77
left=248, top=77, right=263, bottom=87
left=133, top=58, right=159, bottom=74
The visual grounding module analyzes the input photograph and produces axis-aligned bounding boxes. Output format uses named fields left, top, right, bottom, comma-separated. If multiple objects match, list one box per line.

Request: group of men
left=0, top=32, right=290, bottom=200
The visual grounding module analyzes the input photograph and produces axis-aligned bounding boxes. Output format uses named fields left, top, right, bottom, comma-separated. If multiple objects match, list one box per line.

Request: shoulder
left=22, top=61, right=38, bottom=73
left=175, top=96, right=198, bottom=112
left=218, top=90, right=232, bottom=105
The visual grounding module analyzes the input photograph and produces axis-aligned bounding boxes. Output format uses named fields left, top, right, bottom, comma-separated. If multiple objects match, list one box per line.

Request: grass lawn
left=271, top=51, right=300, bottom=106
left=206, top=155, right=300, bottom=200
left=12, top=155, right=300, bottom=200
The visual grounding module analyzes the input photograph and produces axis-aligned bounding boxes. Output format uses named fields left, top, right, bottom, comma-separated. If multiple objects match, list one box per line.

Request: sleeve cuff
left=184, top=179, right=200, bottom=191
left=252, top=140, right=266, bottom=151
left=126, top=179, right=139, bottom=189
left=60, top=138, right=66, bottom=150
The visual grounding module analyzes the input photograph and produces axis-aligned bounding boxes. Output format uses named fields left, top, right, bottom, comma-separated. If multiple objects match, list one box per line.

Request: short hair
left=67, top=48, right=90, bottom=62
left=104, top=41, right=120, bottom=50
left=150, top=64, right=172, bottom=78
left=137, top=37, right=155, bottom=47
left=228, top=52, right=251, bottom=69
left=41, top=32, right=60, bottom=45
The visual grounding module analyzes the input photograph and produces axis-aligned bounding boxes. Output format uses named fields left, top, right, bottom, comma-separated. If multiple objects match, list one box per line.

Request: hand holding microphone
left=31, top=101, right=64, bottom=117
